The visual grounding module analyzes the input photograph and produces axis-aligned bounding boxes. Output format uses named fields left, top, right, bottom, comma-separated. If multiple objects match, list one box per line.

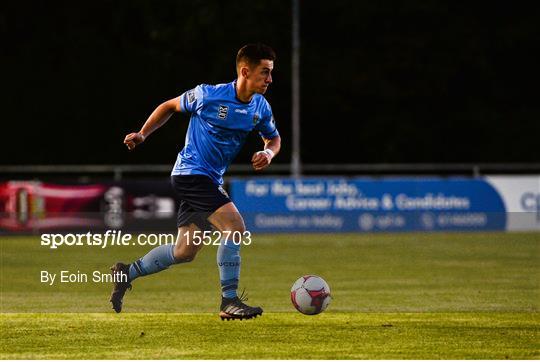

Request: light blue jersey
left=171, top=81, right=279, bottom=185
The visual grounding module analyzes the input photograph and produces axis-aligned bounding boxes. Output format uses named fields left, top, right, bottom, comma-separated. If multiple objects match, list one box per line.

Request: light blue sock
left=128, top=244, right=176, bottom=281
left=217, top=239, right=241, bottom=299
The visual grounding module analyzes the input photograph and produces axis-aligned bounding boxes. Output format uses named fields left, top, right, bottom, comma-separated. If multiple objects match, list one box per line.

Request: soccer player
left=110, top=43, right=281, bottom=320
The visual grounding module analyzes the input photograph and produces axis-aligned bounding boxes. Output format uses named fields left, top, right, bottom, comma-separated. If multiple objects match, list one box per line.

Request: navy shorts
left=171, top=175, right=231, bottom=230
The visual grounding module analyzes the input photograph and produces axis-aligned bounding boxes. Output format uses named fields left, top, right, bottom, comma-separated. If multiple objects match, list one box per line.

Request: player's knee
left=222, top=215, right=246, bottom=234
left=173, top=248, right=198, bottom=263
left=231, top=221, right=246, bottom=234
left=210, top=206, right=246, bottom=233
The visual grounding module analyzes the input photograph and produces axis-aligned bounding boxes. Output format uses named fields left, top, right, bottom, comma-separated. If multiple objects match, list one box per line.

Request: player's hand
left=123, top=132, right=145, bottom=150
left=251, top=149, right=274, bottom=171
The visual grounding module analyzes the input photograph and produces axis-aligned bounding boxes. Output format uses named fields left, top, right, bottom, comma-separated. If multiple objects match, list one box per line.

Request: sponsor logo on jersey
left=234, top=108, right=248, bottom=114
left=218, top=105, right=229, bottom=120
left=187, top=89, right=196, bottom=103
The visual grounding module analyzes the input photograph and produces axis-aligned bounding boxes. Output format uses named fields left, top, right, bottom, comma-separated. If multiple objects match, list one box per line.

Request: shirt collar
left=232, top=80, right=254, bottom=105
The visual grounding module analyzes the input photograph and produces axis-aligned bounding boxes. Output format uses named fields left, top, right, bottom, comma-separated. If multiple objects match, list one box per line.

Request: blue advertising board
left=229, top=178, right=507, bottom=233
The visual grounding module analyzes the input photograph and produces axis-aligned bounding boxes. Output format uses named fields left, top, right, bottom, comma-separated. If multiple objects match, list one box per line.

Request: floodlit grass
left=1, top=232, right=539, bottom=358
left=1, top=312, right=539, bottom=359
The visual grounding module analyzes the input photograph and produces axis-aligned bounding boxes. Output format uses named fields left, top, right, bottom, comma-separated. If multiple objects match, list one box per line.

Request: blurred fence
left=1, top=163, right=540, bottom=180
left=1, top=164, right=538, bottom=234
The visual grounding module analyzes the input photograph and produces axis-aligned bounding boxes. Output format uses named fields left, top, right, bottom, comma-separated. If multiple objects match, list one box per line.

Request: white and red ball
left=290, top=275, right=331, bottom=315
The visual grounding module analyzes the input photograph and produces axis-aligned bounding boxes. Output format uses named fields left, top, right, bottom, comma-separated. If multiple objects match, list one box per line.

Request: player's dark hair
left=236, top=43, right=276, bottom=69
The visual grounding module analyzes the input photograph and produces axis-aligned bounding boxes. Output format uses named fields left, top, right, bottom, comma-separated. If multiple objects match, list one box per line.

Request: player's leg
left=109, top=224, right=202, bottom=313
left=208, top=202, right=263, bottom=320
left=128, top=223, right=201, bottom=281
left=172, top=223, right=204, bottom=262
left=208, top=202, right=245, bottom=298
left=109, top=198, right=203, bottom=313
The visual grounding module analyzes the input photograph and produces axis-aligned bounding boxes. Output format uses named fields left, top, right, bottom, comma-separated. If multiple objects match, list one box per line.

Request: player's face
left=248, top=59, right=273, bottom=94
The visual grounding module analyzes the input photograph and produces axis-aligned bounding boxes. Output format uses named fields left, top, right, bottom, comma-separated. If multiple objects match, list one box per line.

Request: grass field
left=1, top=232, right=539, bottom=359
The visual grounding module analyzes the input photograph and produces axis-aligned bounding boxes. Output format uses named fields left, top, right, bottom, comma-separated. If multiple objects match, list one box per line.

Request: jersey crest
left=218, top=105, right=229, bottom=120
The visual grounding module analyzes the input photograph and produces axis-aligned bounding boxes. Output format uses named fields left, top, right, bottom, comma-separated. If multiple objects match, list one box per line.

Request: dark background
left=2, top=1, right=538, bottom=166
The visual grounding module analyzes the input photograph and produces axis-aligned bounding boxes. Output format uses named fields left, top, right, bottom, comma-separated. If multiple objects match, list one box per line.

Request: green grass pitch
left=1, top=232, right=539, bottom=359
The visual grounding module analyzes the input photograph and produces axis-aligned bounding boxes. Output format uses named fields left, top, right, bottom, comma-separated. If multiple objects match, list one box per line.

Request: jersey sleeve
left=178, top=84, right=204, bottom=113
left=254, top=103, right=280, bottom=139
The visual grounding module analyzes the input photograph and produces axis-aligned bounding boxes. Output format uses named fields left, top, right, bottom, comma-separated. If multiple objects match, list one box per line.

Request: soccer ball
left=290, top=275, right=331, bottom=315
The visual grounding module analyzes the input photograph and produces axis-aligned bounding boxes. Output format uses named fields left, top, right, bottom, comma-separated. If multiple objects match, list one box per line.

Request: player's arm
left=252, top=135, right=281, bottom=171
left=123, top=96, right=181, bottom=150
